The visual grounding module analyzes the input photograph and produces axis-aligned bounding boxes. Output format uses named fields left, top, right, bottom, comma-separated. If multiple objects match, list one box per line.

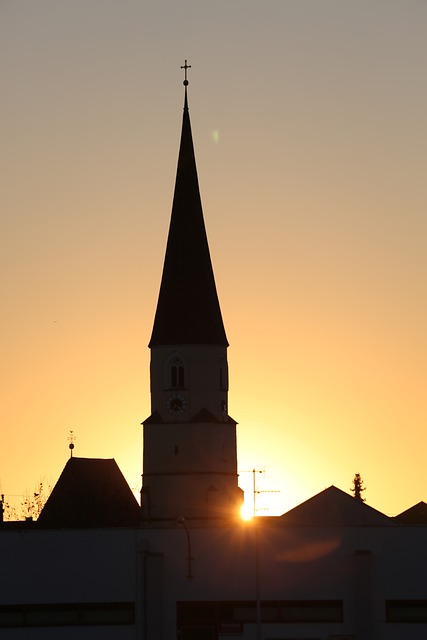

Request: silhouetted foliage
left=21, top=482, right=51, bottom=520
left=351, top=473, right=366, bottom=503
left=1, top=495, right=18, bottom=521
left=1, top=483, right=51, bottom=522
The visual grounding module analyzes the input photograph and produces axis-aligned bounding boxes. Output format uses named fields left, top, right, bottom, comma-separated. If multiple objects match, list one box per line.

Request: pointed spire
left=149, top=70, right=228, bottom=347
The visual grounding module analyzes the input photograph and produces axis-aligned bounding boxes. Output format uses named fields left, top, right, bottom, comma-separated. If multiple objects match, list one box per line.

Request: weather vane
left=68, top=430, right=76, bottom=458
left=181, top=60, right=191, bottom=86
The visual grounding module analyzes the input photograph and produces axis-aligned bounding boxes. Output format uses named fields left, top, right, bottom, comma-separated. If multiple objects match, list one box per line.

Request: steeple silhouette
left=142, top=69, right=242, bottom=522
left=149, top=86, right=227, bottom=347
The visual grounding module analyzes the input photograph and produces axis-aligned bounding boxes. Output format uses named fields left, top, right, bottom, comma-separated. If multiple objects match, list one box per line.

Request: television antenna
left=240, top=468, right=280, bottom=516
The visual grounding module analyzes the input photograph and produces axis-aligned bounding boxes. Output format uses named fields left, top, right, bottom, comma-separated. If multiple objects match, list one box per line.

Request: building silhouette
left=142, top=81, right=242, bottom=523
left=1, top=71, right=427, bottom=639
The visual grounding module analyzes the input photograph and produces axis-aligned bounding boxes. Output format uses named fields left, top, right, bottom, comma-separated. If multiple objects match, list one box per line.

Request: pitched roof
left=395, top=501, right=427, bottom=524
left=149, top=89, right=228, bottom=347
left=37, top=457, right=140, bottom=528
left=277, top=486, right=393, bottom=527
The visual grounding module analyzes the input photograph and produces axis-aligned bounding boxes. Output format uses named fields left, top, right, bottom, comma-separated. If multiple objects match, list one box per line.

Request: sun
left=240, top=503, right=253, bottom=521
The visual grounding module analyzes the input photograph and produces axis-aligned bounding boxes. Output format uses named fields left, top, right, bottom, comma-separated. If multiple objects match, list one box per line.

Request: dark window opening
left=179, top=626, right=216, bottom=640
left=171, top=357, right=185, bottom=388
left=219, top=366, right=228, bottom=391
left=279, top=600, right=343, bottom=622
left=386, top=600, right=427, bottom=623
left=177, top=600, right=343, bottom=629
left=0, top=602, right=135, bottom=628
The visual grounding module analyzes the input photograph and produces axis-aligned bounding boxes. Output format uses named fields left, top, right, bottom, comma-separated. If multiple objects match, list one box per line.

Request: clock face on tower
left=166, top=393, right=187, bottom=416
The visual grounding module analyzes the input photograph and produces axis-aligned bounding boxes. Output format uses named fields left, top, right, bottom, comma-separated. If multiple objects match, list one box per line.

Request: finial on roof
left=181, top=59, right=191, bottom=86
left=68, top=430, right=75, bottom=458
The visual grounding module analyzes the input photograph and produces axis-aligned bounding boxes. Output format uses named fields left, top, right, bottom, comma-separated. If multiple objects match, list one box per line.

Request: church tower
left=142, top=65, right=243, bottom=523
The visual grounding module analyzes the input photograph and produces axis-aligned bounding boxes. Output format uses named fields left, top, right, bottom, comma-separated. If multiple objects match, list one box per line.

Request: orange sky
left=1, top=1, right=426, bottom=518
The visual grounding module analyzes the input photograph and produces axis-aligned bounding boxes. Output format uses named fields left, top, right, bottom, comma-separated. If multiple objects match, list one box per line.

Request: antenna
left=68, top=430, right=76, bottom=458
left=240, top=468, right=281, bottom=516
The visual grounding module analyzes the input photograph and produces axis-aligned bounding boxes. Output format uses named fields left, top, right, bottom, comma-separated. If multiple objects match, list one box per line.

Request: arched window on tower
left=219, top=359, right=228, bottom=391
left=170, top=357, right=185, bottom=389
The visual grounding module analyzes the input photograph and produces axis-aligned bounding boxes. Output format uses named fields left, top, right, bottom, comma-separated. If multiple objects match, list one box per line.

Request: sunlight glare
left=241, top=504, right=253, bottom=521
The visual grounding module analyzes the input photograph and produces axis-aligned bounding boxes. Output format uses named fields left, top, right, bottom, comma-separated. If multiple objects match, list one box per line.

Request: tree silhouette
left=351, top=473, right=366, bottom=503
left=21, top=482, right=51, bottom=520
left=1, top=482, right=51, bottom=522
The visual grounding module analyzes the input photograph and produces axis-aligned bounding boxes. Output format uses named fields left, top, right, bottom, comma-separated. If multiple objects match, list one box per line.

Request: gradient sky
left=1, top=0, right=426, bottom=518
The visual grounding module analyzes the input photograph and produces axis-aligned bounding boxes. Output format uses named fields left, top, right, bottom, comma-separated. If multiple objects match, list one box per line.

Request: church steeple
left=142, top=65, right=242, bottom=524
left=149, top=77, right=227, bottom=347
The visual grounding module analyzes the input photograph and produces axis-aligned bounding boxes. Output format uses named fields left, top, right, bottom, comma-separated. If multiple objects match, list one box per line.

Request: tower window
left=171, top=357, right=185, bottom=388
left=219, top=364, right=228, bottom=390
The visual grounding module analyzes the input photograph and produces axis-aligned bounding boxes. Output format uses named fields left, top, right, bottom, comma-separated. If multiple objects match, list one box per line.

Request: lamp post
left=177, top=517, right=193, bottom=580
left=255, top=519, right=262, bottom=640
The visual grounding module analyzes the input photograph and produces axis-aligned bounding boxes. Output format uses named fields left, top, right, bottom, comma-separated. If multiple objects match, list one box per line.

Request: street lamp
left=177, top=517, right=193, bottom=580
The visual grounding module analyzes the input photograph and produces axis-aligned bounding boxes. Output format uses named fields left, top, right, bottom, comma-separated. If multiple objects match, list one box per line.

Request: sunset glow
left=1, top=1, right=426, bottom=519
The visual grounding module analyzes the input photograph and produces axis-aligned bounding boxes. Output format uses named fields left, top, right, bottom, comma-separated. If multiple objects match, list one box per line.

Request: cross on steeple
left=181, top=60, right=191, bottom=86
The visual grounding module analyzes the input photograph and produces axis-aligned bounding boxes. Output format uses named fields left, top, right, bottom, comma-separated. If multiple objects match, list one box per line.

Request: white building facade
left=2, top=507, right=427, bottom=639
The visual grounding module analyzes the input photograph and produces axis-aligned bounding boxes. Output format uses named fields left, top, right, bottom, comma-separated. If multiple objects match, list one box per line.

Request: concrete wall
left=142, top=522, right=427, bottom=639
left=2, top=522, right=427, bottom=639
left=0, top=528, right=162, bottom=640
